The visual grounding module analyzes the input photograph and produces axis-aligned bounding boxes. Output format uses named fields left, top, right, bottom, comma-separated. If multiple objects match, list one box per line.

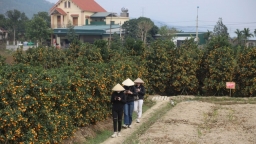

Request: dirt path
left=100, top=95, right=170, bottom=144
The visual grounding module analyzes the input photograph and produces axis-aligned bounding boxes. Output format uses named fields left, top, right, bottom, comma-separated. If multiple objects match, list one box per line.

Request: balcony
left=51, top=24, right=84, bottom=29
left=90, top=21, right=106, bottom=25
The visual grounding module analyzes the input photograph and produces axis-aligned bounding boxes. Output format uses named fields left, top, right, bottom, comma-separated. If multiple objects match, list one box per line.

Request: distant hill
left=0, top=0, right=54, bottom=19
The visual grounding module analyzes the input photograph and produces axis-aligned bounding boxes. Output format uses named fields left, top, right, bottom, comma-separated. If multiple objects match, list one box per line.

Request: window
left=68, top=1, right=71, bottom=8
left=64, top=1, right=71, bottom=8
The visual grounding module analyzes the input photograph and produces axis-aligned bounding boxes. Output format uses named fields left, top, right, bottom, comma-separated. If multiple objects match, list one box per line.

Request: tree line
left=0, top=10, right=51, bottom=45
left=1, top=9, right=256, bottom=47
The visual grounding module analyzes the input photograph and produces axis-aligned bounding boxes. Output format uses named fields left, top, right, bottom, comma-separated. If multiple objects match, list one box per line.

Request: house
left=154, top=32, right=207, bottom=47
left=0, top=27, right=8, bottom=40
left=245, top=40, right=256, bottom=48
left=50, top=0, right=129, bottom=46
left=173, top=32, right=206, bottom=46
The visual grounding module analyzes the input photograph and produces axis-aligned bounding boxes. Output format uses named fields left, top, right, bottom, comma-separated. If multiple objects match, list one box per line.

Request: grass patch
left=0, top=49, right=15, bottom=64
left=84, top=130, right=112, bottom=144
left=193, top=96, right=256, bottom=105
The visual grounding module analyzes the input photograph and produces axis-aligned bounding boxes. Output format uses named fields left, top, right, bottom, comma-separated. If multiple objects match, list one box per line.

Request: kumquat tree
left=1, top=30, right=256, bottom=143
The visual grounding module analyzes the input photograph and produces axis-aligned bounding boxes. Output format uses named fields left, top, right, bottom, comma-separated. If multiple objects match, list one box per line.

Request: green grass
left=84, top=130, right=113, bottom=144
left=192, top=96, right=256, bottom=105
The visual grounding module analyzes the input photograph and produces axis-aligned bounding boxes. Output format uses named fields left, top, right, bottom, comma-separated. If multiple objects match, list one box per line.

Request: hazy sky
left=47, top=0, right=256, bottom=38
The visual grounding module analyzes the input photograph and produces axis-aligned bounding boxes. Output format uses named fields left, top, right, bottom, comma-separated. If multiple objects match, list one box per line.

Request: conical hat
left=112, top=83, right=125, bottom=91
left=134, top=78, right=144, bottom=83
left=122, top=78, right=134, bottom=86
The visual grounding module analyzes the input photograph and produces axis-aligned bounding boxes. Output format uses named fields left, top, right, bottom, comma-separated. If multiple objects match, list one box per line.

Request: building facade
left=154, top=32, right=207, bottom=47
left=50, top=0, right=129, bottom=46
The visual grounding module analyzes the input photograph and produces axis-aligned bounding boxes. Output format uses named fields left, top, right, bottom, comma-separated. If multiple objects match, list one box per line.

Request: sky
left=47, top=0, right=256, bottom=39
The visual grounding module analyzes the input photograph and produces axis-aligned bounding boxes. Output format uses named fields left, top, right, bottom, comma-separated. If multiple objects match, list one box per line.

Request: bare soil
left=62, top=96, right=256, bottom=144
left=139, top=100, right=256, bottom=144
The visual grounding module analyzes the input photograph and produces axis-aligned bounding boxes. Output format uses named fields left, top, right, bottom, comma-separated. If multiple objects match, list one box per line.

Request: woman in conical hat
left=122, top=78, right=137, bottom=128
left=133, top=78, right=145, bottom=123
left=110, top=83, right=126, bottom=138
left=122, top=78, right=134, bottom=86
left=112, top=83, right=125, bottom=91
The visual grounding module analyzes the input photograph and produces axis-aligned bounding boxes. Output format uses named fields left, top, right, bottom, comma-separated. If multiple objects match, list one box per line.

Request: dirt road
left=101, top=96, right=170, bottom=144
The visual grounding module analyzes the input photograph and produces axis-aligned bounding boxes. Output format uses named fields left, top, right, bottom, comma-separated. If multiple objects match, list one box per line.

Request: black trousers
left=112, top=109, right=123, bottom=132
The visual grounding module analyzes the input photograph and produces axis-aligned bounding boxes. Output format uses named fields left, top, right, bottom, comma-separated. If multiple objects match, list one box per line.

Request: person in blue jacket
left=122, top=78, right=137, bottom=128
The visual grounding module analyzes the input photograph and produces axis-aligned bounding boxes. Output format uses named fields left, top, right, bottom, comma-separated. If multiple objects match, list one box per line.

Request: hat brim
left=112, top=83, right=125, bottom=91
left=122, top=78, right=135, bottom=86
left=134, top=78, right=144, bottom=83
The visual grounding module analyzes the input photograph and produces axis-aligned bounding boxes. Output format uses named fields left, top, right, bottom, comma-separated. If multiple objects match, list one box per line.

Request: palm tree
left=254, top=29, right=256, bottom=37
left=242, top=28, right=254, bottom=44
left=234, top=29, right=243, bottom=45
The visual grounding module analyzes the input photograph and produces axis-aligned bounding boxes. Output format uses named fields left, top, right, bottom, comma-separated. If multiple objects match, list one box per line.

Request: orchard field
left=1, top=35, right=256, bottom=143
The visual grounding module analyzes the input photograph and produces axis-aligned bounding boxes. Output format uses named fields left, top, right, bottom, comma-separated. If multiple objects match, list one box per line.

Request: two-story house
left=50, top=0, right=129, bottom=47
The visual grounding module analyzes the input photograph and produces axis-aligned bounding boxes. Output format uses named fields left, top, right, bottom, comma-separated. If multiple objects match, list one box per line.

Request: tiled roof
left=73, top=24, right=120, bottom=30
left=50, top=0, right=106, bottom=14
left=55, top=8, right=67, bottom=15
left=90, top=12, right=112, bottom=18
left=53, top=25, right=121, bottom=35
left=72, top=0, right=106, bottom=12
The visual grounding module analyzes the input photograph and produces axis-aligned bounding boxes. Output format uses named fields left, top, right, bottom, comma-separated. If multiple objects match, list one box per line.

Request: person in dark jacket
left=122, top=78, right=137, bottom=128
left=133, top=78, right=145, bottom=123
left=110, top=83, right=126, bottom=138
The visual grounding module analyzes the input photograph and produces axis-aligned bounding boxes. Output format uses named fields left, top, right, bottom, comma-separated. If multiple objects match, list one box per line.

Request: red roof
left=55, top=8, right=67, bottom=15
left=72, top=0, right=106, bottom=12
left=50, top=0, right=106, bottom=13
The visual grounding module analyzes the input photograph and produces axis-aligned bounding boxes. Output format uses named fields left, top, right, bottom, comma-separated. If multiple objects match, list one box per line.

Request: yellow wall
left=105, top=17, right=129, bottom=25
left=51, top=1, right=129, bottom=28
left=51, top=0, right=94, bottom=28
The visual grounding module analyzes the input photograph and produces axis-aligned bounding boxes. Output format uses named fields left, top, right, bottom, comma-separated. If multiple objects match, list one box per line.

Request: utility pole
left=119, top=21, right=121, bottom=39
left=110, top=13, right=112, bottom=43
left=196, top=6, right=199, bottom=44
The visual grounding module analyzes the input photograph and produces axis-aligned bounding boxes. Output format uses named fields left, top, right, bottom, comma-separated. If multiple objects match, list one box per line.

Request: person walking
left=133, top=78, right=145, bottom=123
left=110, top=83, right=126, bottom=138
left=122, top=78, right=137, bottom=128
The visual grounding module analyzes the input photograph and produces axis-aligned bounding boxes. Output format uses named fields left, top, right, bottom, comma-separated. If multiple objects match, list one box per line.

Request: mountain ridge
left=0, top=0, right=54, bottom=19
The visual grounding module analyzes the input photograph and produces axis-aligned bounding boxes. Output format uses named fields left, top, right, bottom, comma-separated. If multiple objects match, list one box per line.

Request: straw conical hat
left=134, top=78, right=144, bottom=83
left=112, top=83, right=125, bottom=91
left=122, top=78, right=135, bottom=86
